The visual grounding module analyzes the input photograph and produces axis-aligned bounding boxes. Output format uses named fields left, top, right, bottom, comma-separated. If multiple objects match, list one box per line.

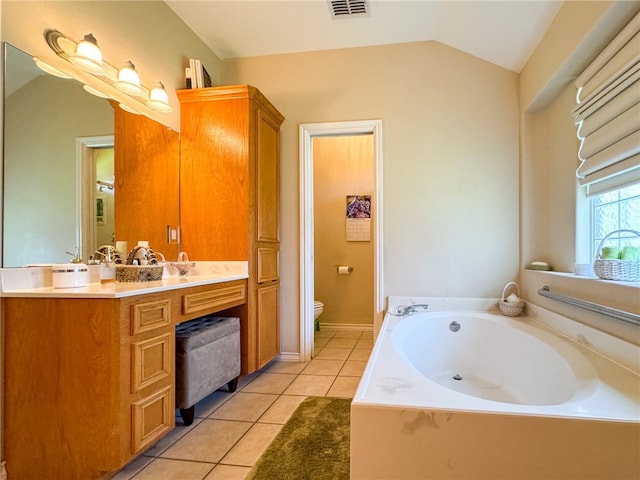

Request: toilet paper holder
left=336, top=265, right=354, bottom=274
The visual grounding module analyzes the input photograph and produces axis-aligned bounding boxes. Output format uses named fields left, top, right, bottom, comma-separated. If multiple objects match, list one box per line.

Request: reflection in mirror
left=3, top=43, right=114, bottom=267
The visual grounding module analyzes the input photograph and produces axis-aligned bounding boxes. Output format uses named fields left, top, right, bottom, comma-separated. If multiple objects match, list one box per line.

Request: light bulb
left=69, top=33, right=103, bottom=74
left=115, top=60, right=143, bottom=95
left=146, top=82, right=172, bottom=113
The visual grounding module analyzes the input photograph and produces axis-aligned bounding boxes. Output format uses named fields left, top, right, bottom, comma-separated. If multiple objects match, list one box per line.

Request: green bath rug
left=246, top=396, right=351, bottom=480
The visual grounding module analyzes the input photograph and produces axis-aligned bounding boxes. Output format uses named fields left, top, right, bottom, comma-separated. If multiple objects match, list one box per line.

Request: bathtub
left=351, top=298, right=640, bottom=479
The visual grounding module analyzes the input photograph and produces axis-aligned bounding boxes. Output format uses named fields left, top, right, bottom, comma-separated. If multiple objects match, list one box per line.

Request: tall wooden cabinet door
left=256, top=283, right=280, bottom=369
left=256, top=109, right=280, bottom=243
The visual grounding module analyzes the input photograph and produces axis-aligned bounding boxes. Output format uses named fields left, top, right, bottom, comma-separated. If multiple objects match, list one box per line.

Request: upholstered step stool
left=175, top=316, right=241, bottom=426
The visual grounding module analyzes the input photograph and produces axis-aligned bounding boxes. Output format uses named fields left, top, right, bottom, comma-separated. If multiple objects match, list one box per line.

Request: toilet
left=313, top=300, right=324, bottom=320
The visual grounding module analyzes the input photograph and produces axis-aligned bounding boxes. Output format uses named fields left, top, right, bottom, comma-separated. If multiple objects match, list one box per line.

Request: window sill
left=529, top=270, right=640, bottom=289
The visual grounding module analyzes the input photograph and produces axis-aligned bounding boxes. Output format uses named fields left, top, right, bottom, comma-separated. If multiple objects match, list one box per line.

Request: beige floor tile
left=301, top=359, right=345, bottom=375
left=334, top=330, right=364, bottom=339
left=210, top=392, right=278, bottom=422
left=204, top=465, right=252, bottom=480
left=186, top=390, right=236, bottom=421
left=241, top=372, right=297, bottom=394
left=145, top=417, right=204, bottom=457
left=339, top=360, right=367, bottom=377
left=265, top=361, right=306, bottom=374
left=314, top=347, right=351, bottom=360
left=327, top=376, right=361, bottom=398
left=314, top=336, right=331, bottom=348
left=349, top=349, right=372, bottom=361
left=131, top=458, right=214, bottom=480
left=313, top=347, right=321, bottom=356
left=284, top=374, right=335, bottom=396
left=237, top=370, right=262, bottom=389
left=326, top=337, right=358, bottom=349
left=356, top=337, right=374, bottom=348
left=221, top=423, right=282, bottom=467
left=110, top=454, right=154, bottom=479
left=160, top=419, right=251, bottom=463
left=314, top=329, right=335, bottom=338
left=259, top=394, right=308, bottom=424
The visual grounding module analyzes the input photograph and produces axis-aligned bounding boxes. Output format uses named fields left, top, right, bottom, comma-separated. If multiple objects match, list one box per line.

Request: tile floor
left=113, top=328, right=373, bottom=480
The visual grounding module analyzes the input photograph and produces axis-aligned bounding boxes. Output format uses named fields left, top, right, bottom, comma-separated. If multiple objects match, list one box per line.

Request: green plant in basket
left=620, top=246, right=639, bottom=260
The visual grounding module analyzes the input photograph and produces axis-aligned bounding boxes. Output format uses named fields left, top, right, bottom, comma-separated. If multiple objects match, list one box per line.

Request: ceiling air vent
left=329, top=0, right=368, bottom=17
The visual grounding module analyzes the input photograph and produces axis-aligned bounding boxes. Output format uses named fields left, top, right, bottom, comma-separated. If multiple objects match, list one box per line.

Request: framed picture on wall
left=96, top=197, right=105, bottom=226
left=346, top=195, right=371, bottom=241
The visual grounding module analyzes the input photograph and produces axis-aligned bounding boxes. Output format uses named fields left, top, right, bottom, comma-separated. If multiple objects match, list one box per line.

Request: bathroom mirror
left=2, top=43, right=180, bottom=267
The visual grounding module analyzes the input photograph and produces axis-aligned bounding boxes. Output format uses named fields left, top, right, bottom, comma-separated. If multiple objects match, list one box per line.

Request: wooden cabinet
left=113, top=107, right=180, bottom=261
left=178, top=85, right=284, bottom=373
left=2, top=280, right=247, bottom=479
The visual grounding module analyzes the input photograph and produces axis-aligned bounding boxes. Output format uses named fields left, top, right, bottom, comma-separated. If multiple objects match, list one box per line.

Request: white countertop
left=0, top=261, right=248, bottom=298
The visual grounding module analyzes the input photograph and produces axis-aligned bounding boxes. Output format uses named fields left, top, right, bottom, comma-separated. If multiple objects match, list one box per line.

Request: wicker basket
left=499, top=281, right=525, bottom=317
left=116, top=265, right=164, bottom=282
left=593, top=229, right=640, bottom=282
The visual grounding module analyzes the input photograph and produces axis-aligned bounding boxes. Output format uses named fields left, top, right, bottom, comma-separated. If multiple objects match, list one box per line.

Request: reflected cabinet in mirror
left=2, top=43, right=180, bottom=267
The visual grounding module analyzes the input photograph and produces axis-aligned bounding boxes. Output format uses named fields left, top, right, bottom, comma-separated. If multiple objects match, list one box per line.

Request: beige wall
left=519, top=0, right=640, bottom=343
left=314, top=135, right=374, bottom=327
left=224, top=41, right=520, bottom=354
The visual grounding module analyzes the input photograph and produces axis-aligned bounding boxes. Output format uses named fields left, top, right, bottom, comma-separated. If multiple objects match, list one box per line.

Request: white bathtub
left=351, top=298, right=640, bottom=479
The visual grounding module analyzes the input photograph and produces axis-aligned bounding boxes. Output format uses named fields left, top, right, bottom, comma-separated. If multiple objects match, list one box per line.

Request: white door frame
left=299, top=119, right=384, bottom=362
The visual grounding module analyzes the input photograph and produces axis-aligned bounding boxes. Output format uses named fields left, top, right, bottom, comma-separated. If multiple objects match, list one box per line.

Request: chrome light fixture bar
left=42, top=29, right=172, bottom=114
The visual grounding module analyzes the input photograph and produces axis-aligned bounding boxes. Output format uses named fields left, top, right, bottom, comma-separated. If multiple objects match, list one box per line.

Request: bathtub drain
left=452, top=374, right=463, bottom=381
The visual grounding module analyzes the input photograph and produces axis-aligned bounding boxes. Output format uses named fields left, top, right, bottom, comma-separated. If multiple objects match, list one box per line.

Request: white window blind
left=573, top=11, right=640, bottom=196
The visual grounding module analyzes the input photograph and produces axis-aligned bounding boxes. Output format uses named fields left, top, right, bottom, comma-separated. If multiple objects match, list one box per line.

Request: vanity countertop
left=0, top=261, right=248, bottom=298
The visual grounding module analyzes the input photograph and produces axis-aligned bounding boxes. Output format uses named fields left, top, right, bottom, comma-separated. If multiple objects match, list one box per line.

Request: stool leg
left=227, top=377, right=239, bottom=392
left=180, top=406, right=195, bottom=426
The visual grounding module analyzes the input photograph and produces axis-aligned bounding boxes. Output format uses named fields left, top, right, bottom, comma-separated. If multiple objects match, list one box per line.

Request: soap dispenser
left=96, top=245, right=116, bottom=284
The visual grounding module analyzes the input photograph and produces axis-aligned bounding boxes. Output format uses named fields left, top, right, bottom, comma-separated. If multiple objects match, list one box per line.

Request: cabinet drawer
left=131, top=333, right=173, bottom=393
left=257, top=248, right=279, bottom=283
left=131, top=385, right=173, bottom=454
left=131, top=299, right=171, bottom=335
left=183, top=283, right=247, bottom=315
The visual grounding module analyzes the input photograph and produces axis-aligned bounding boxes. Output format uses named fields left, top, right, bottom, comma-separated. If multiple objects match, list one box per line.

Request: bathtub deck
left=351, top=298, right=640, bottom=479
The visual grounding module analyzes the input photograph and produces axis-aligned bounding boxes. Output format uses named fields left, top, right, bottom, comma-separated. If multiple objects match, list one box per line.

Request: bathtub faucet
left=400, top=304, right=429, bottom=315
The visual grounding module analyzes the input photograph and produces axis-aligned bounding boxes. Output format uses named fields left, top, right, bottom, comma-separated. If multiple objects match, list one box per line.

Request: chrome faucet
left=398, top=304, right=429, bottom=316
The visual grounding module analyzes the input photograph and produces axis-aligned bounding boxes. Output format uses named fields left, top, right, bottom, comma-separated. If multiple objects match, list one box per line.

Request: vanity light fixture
left=69, top=33, right=104, bottom=74
left=146, top=82, right=172, bottom=113
left=119, top=103, right=142, bottom=115
left=83, top=84, right=110, bottom=99
left=115, top=60, right=143, bottom=95
left=32, top=57, right=72, bottom=79
left=42, top=29, right=173, bottom=117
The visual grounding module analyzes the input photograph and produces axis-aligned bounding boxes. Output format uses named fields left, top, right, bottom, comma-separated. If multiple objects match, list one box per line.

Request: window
left=592, top=183, right=640, bottom=259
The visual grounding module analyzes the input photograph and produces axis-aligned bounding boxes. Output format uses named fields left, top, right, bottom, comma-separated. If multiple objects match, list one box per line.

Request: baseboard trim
left=275, top=352, right=302, bottom=362
left=318, top=322, right=373, bottom=332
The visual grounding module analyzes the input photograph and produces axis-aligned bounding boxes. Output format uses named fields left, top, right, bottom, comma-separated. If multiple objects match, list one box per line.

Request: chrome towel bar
left=537, top=285, right=640, bottom=326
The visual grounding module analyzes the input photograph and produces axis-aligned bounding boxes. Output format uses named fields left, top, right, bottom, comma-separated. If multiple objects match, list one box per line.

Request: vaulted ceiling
left=165, top=0, right=564, bottom=73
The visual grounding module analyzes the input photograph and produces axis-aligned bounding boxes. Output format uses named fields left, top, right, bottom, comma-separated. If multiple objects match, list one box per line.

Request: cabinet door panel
left=257, top=247, right=279, bottom=283
left=257, top=283, right=279, bottom=369
left=131, top=332, right=173, bottom=393
left=256, top=110, right=279, bottom=243
left=131, top=385, right=174, bottom=454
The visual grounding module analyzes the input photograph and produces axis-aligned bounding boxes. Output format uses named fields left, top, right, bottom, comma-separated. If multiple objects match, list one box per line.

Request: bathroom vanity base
left=2, top=279, right=247, bottom=479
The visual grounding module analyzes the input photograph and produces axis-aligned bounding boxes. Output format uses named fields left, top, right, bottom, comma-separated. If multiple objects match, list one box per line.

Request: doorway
left=77, top=135, right=114, bottom=262
left=299, top=120, right=384, bottom=363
